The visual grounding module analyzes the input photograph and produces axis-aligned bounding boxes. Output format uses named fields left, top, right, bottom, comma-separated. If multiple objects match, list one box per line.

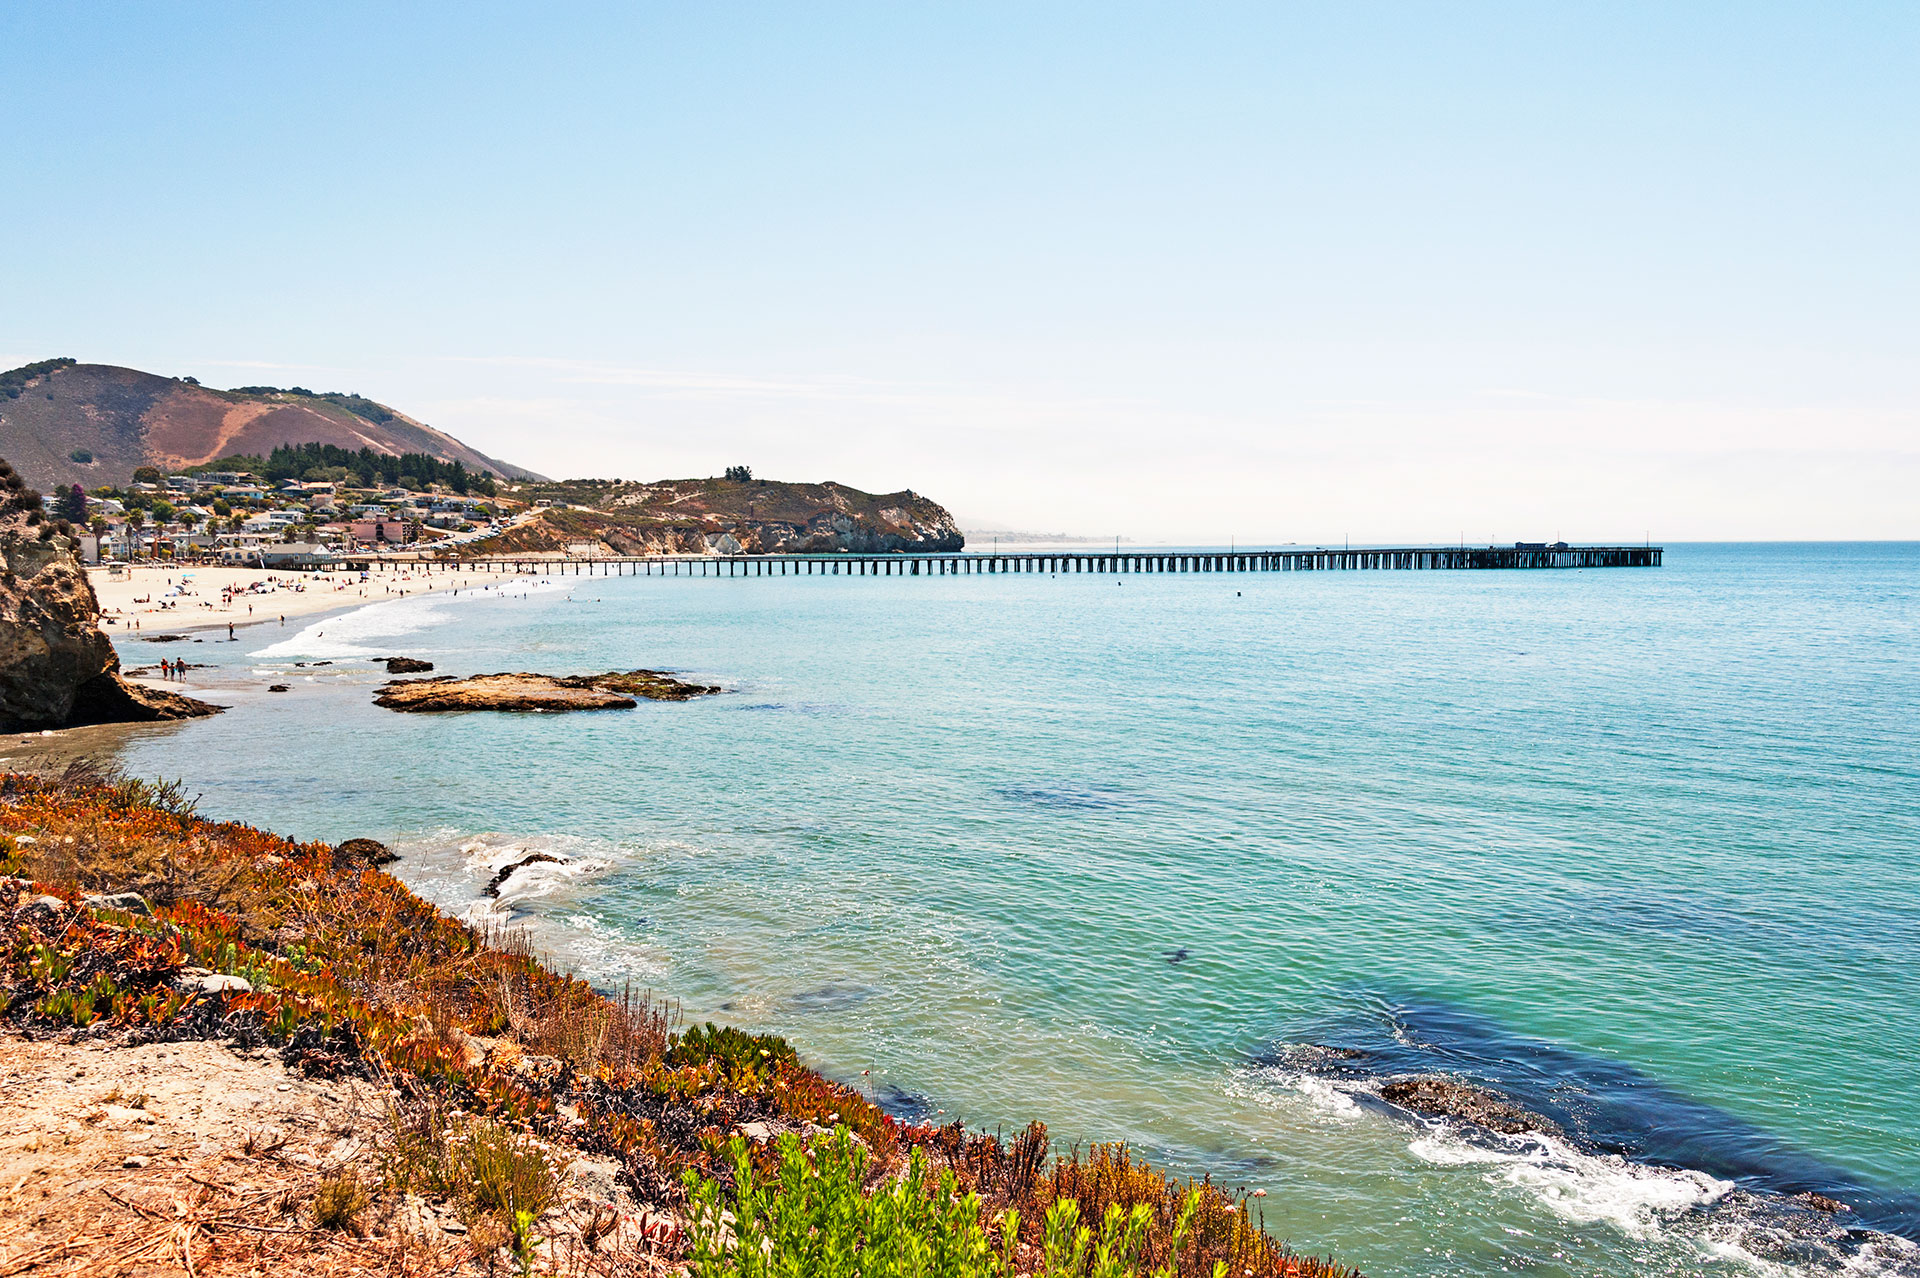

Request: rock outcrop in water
left=373, top=670, right=720, bottom=713
left=0, top=456, right=218, bottom=730
left=1378, top=1077, right=1561, bottom=1137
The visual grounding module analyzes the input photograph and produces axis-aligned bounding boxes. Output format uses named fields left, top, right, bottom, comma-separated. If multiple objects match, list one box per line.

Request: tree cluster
left=192, top=443, right=496, bottom=495
left=0, top=358, right=76, bottom=400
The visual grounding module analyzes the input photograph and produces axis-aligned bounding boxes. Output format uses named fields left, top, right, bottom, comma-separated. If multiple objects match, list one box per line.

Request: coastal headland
left=0, top=771, right=1357, bottom=1278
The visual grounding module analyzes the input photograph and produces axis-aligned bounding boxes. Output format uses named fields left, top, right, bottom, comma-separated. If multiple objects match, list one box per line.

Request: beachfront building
left=249, top=543, right=333, bottom=570
left=349, top=517, right=416, bottom=545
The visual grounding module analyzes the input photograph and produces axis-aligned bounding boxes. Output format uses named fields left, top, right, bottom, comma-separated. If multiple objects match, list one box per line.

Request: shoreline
left=0, top=771, right=1352, bottom=1277
left=87, top=563, right=540, bottom=636
left=1, top=573, right=555, bottom=763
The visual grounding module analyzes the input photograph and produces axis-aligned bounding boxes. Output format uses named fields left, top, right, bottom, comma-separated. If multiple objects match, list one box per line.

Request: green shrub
left=456, top=1120, right=560, bottom=1271
left=667, top=1021, right=799, bottom=1076
left=686, top=1129, right=1215, bottom=1278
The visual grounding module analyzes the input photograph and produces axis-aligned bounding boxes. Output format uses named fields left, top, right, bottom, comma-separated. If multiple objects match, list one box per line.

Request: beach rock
left=485, top=852, right=565, bottom=897
left=21, top=893, right=68, bottom=919
left=1378, top=1077, right=1560, bottom=1137
left=373, top=670, right=720, bottom=713
left=82, top=891, right=152, bottom=916
left=333, top=838, right=398, bottom=869
left=0, top=483, right=219, bottom=730
left=384, top=657, right=434, bottom=673
left=268, top=684, right=290, bottom=693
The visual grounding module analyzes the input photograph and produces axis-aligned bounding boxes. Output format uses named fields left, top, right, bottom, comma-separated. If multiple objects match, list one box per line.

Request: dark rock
left=384, top=657, right=434, bottom=673
left=0, top=510, right=219, bottom=730
left=68, top=673, right=223, bottom=726
left=1378, top=1076, right=1561, bottom=1137
left=1792, top=1191, right=1849, bottom=1213
left=268, top=684, right=290, bottom=693
left=486, top=852, right=565, bottom=897
left=333, top=838, right=398, bottom=869
left=144, top=634, right=190, bottom=643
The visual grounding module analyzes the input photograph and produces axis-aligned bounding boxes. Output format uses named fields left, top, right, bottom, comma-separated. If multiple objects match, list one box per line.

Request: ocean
left=105, top=542, right=1920, bottom=1276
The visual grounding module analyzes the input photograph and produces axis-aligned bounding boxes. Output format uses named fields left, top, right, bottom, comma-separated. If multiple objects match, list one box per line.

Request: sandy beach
left=86, top=562, right=522, bottom=634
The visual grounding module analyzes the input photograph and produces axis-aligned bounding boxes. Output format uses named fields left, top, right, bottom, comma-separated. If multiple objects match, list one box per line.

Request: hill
left=0, top=359, right=540, bottom=490
left=468, top=475, right=964, bottom=555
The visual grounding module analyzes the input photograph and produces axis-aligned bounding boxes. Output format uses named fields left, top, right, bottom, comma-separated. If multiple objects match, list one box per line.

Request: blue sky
left=3, top=2, right=1913, bottom=540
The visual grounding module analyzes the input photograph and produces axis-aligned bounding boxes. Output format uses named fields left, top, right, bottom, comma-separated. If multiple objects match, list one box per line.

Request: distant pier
left=434, top=544, right=1662, bottom=576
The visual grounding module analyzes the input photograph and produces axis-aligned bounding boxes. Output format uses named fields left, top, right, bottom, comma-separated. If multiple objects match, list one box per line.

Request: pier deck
left=429, top=545, right=1662, bottom=576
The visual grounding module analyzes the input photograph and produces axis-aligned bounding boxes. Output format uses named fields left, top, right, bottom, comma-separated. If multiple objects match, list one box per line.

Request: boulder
left=82, top=891, right=152, bottom=916
left=176, top=972, right=252, bottom=995
left=384, top=657, right=434, bottom=673
left=1378, top=1077, right=1560, bottom=1137
left=373, top=670, right=720, bottom=713
left=333, top=837, right=398, bottom=869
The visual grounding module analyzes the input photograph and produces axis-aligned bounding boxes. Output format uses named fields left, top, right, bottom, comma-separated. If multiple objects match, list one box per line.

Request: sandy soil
left=0, top=1033, right=415, bottom=1276
left=0, top=1033, right=666, bottom=1276
left=86, top=565, right=517, bottom=636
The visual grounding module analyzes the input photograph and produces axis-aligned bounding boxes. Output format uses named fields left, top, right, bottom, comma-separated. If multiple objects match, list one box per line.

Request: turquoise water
left=108, top=544, right=1920, bottom=1276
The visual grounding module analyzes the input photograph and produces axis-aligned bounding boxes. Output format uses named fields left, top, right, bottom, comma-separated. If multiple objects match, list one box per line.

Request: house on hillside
left=350, top=518, right=415, bottom=545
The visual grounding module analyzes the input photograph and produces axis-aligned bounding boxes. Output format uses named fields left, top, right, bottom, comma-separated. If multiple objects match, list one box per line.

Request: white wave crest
left=252, top=576, right=568, bottom=660
left=1406, top=1126, right=1729, bottom=1239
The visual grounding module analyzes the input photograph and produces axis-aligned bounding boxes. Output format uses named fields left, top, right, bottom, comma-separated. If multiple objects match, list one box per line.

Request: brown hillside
left=0, top=361, right=539, bottom=490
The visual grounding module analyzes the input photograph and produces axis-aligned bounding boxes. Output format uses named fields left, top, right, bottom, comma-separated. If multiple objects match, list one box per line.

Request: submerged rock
left=485, top=852, right=565, bottom=897
left=1793, top=1190, right=1850, bottom=1214
left=373, top=670, right=720, bottom=713
left=1378, top=1076, right=1561, bottom=1137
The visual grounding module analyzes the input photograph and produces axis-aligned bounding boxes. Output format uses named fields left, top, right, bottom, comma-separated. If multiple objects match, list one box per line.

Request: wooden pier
left=433, top=545, right=1661, bottom=577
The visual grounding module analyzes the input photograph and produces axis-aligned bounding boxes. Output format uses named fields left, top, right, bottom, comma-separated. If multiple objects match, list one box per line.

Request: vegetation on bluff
left=0, top=357, right=76, bottom=399
left=187, top=441, right=498, bottom=495
left=0, top=767, right=1353, bottom=1277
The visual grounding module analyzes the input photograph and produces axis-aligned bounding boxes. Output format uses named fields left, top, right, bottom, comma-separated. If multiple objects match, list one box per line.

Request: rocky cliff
left=469, top=477, right=965, bottom=557
left=0, top=458, right=218, bottom=730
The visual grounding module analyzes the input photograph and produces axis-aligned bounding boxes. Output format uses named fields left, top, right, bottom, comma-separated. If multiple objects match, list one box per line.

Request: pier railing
left=417, top=545, right=1662, bottom=577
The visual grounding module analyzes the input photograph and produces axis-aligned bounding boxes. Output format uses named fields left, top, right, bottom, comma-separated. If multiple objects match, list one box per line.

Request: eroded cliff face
left=0, top=516, right=217, bottom=731
left=598, top=508, right=964, bottom=557
left=464, top=478, right=966, bottom=559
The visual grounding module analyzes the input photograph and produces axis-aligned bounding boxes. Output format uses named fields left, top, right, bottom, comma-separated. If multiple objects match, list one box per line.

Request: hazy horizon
left=4, top=3, right=1913, bottom=544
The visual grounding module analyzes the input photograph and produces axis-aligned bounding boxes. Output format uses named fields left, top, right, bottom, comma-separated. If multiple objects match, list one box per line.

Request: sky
left=2, top=2, right=1914, bottom=542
